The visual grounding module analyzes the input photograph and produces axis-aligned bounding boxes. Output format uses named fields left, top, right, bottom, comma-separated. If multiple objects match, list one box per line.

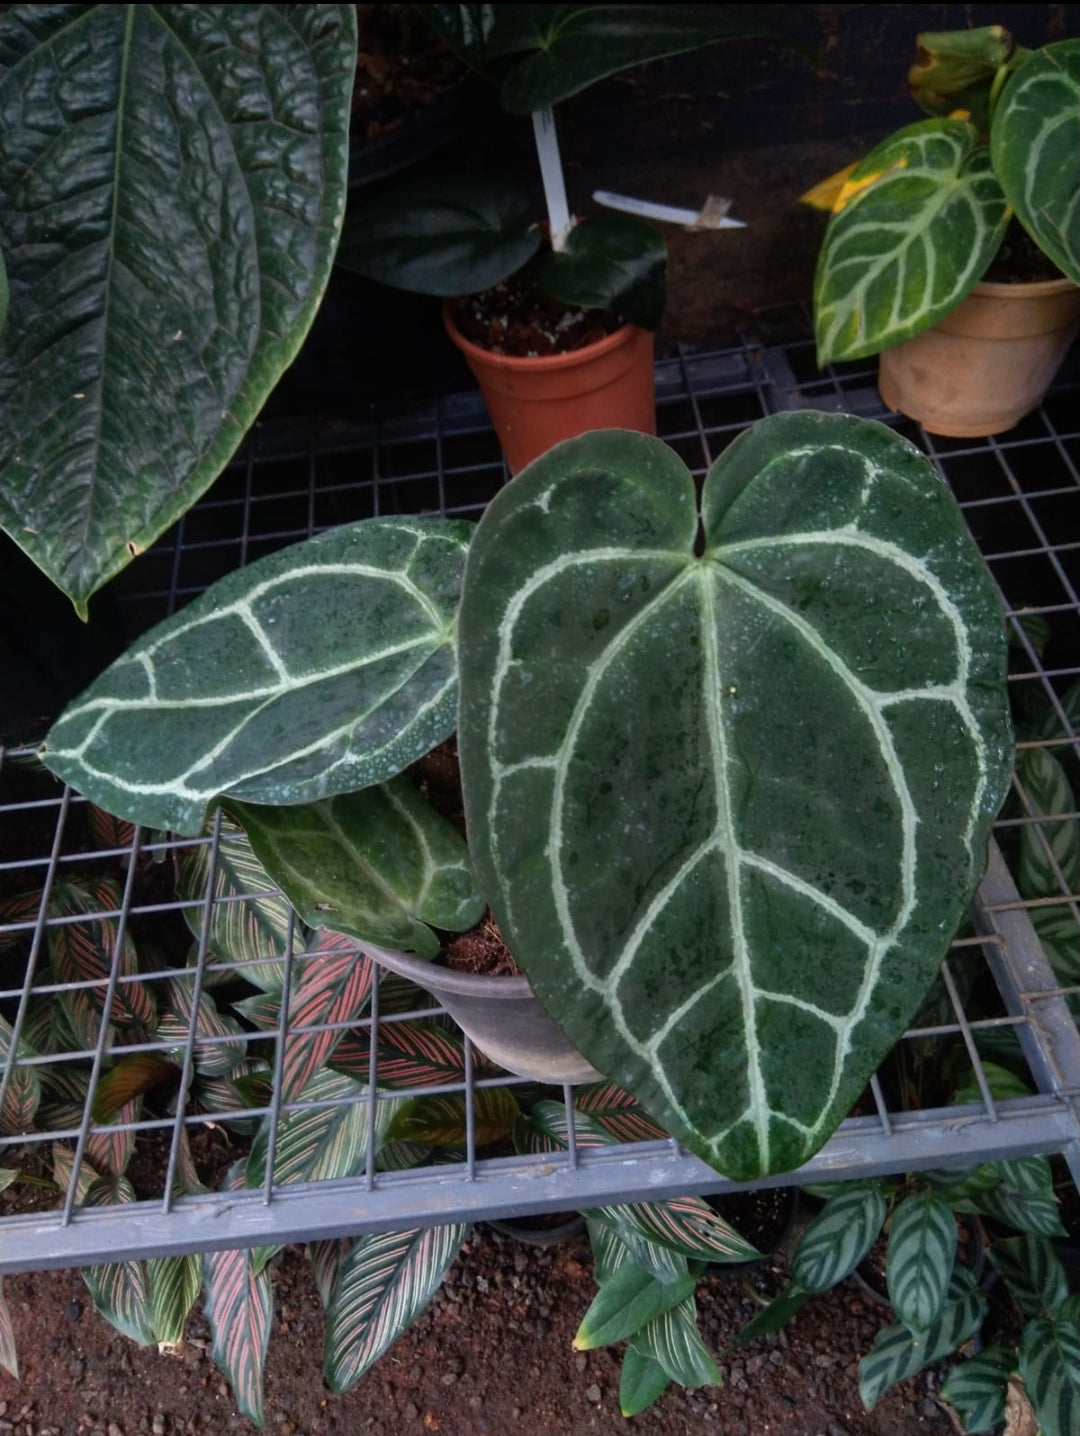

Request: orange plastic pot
left=878, top=275, right=1080, bottom=438
left=444, top=305, right=656, bottom=474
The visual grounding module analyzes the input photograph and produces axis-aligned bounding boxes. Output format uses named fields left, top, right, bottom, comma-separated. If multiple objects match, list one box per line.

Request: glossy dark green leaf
left=228, top=778, right=484, bottom=959
left=0, top=5, right=356, bottom=611
left=989, top=1235, right=1069, bottom=1317
left=338, top=176, right=539, bottom=296
left=791, top=1182, right=886, bottom=1293
left=458, top=417, right=1012, bottom=1180
left=627, top=1296, right=719, bottom=1390
left=618, top=1344, right=671, bottom=1417
left=536, top=214, right=666, bottom=329
left=574, top=1263, right=697, bottom=1350
left=814, top=119, right=1009, bottom=364
left=886, top=1192, right=957, bottom=1332
left=859, top=1268, right=987, bottom=1409
left=992, top=40, right=1080, bottom=284
left=939, top=1346, right=1016, bottom=1434
left=1019, top=1301, right=1080, bottom=1436
left=43, top=518, right=472, bottom=833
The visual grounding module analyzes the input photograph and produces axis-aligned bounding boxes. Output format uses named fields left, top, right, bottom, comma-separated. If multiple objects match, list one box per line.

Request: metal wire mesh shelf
left=3, top=306, right=1079, bottom=1271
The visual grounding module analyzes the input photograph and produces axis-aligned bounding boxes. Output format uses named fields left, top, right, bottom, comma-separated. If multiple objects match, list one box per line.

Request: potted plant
left=336, top=4, right=805, bottom=471
left=810, top=25, right=1080, bottom=438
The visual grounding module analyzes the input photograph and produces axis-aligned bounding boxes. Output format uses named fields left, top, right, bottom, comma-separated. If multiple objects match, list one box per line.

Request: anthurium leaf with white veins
left=457, top=418, right=1012, bottom=1181
left=41, top=518, right=472, bottom=834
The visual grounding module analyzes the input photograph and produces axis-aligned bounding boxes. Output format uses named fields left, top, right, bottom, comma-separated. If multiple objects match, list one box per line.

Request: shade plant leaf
left=147, top=1254, right=201, bottom=1346
left=791, top=1181, right=886, bottom=1293
left=0, top=1275, right=15, bottom=1379
left=885, top=1191, right=957, bottom=1332
left=81, top=1175, right=155, bottom=1347
left=535, top=214, right=667, bottom=330
left=988, top=1235, right=1069, bottom=1318
left=42, top=518, right=472, bottom=834
left=0, top=3, right=357, bottom=612
left=204, top=1164, right=274, bottom=1428
left=860, top=1267, right=987, bottom=1409
left=627, top=1295, right=719, bottom=1390
left=574, top=1263, right=697, bottom=1350
left=457, top=417, right=1012, bottom=1180
left=276, top=931, right=374, bottom=1105
left=618, top=1343, right=671, bottom=1418
left=1018, top=1298, right=1080, bottom=1436
left=939, top=1346, right=1015, bottom=1434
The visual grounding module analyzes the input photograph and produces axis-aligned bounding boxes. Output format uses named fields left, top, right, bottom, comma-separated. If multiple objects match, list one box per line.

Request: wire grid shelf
left=2, top=305, right=1080, bottom=1271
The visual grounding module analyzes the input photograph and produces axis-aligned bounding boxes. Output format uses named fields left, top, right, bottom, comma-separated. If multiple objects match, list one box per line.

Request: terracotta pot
left=878, top=275, right=1080, bottom=438
left=361, top=940, right=602, bottom=1086
left=444, top=305, right=656, bottom=474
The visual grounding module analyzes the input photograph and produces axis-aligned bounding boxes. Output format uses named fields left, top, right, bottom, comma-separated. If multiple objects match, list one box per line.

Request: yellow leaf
left=832, top=157, right=910, bottom=214
left=799, top=163, right=857, bottom=212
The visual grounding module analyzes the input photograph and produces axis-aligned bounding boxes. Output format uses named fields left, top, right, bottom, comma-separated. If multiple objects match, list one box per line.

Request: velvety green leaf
left=733, top=1281, right=813, bottom=1348
left=574, top=1263, right=697, bottom=1350
left=1019, top=1306, right=1080, bottom=1436
left=791, top=1182, right=887, bottom=1293
left=245, top=1070, right=393, bottom=1189
left=992, top=40, right=1080, bottom=285
left=148, top=1255, right=201, bottom=1345
left=988, top=1235, right=1069, bottom=1316
left=619, top=1344, right=671, bottom=1417
left=1017, top=748, right=1079, bottom=897
left=973, top=1185, right=1066, bottom=1237
left=0, top=4, right=356, bottom=611
left=0, top=1276, right=17, bottom=1380
left=43, top=518, right=472, bottom=833
left=458, top=417, right=1012, bottom=1180
left=939, top=1346, right=1016, bottom=1434
left=324, top=1224, right=471, bottom=1393
left=859, top=1268, right=987, bottom=1409
left=814, top=118, right=1009, bottom=364
left=82, top=1176, right=155, bottom=1346
left=338, top=176, right=539, bottom=296
left=228, top=778, right=484, bottom=960
left=536, top=214, right=666, bottom=329
left=886, top=1192, right=957, bottom=1332
left=628, top=1296, right=719, bottom=1390
left=908, top=25, right=1016, bottom=131
left=204, top=1243, right=273, bottom=1427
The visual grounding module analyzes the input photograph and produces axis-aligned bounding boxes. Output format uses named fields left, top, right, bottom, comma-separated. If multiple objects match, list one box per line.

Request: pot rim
left=443, top=301, right=643, bottom=373
left=972, top=274, right=1080, bottom=299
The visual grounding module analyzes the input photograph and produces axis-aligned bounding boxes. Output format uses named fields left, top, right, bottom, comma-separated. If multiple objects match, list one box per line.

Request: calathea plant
left=41, top=410, right=1014, bottom=1184
left=811, top=25, right=1080, bottom=365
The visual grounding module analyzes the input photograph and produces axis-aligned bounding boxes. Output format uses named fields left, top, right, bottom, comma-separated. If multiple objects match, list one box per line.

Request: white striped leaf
left=1032, top=905, right=1080, bottom=985
left=0, top=1012, right=40, bottom=1135
left=1017, top=749, right=1079, bottom=897
left=82, top=1176, right=155, bottom=1346
left=228, top=777, right=484, bottom=958
left=813, top=118, right=1009, bottom=364
left=627, top=1297, right=719, bottom=1389
left=592, top=1197, right=759, bottom=1265
left=588, top=1215, right=690, bottom=1289
left=0, top=1276, right=17, bottom=1379
left=939, top=1347, right=1015, bottom=1434
left=973, top=1185, right=1066, bottom=1238
left=52, top=1144, right=101, bottom=1207
left=203, top=1245, right=273, bottom=1428
left=791, top=1182, right=887, bottom=1292
left=1019, top=1298, right=1080, bottom=1436
left=992, top=40, right=1080, bottom=285
left=619, top=1345, right=671, bottom=1418
left=996, top=1156, right=1055, bottom=1195
left=458, top=419, right=1012, bottom=1180
left=886, top=1192, right=958, bottom=1332
left=859, top=1267, right=987, bottom=1410
left=157, top=977, right=248, bottom=1078
left=245, top=1070, right=393, bottom=1190
left=988, top=1235, right=1069, bottom=1317
left=309, top=1238, right=353, bottom=1311
left=0, top=1170, right=15, bottom=1194
left=324, top=1223, right=471, bottom=1393
left=43, top=518, right=472, bottom=832
left=148, top=1254, right=201, bottom=1345
left=278, top=932, right=373, bottom=1104
left=575, top=1083, right=667, bottom=1143
left=574, top=1264, right=697, bottom=1350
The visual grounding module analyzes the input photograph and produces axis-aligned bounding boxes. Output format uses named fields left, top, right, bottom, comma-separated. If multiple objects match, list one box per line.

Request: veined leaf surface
left=1019, top=1298, right=1080, bottom=1436
left=939, top=1347, right=1015, bottom=1435
left=860, top=1268, right=987, bottom=1409
left=885, top=1192, right=957, bottom=1331
left=813, top=118, right=1009, bottom=364
left=992, top=40, right=1080, bottom=285
left=791, top=1182, right=886, bottom=1292
left=458, top=419, right=1011, bottom=1180
left=42, top=518, right=472, bottom=833
left=0, top=1276, right=17, bottom=1379
left=0, top=4, right=356, bottom=610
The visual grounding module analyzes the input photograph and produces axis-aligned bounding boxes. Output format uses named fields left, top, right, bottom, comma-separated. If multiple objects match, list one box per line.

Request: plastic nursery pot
left=486, top=1212, right=588, bottom=1247
left=877, top=275, right=1080, bottom=438
left=705, top=1185, right=800, bottom=1275
left=443, top=303, right=656, bottom=475
left=361, top=940, right=602, bottom=1086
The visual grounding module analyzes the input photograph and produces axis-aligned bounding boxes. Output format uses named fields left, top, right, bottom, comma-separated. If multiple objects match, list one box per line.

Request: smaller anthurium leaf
left=733, top=1281, right=813, bottom=1348
left=1017, top=748, right=1080, bottom=897
left=573, top=1264, right=697, bottom=1350
left=627, top=1296, right=719, bottom=1390
left=92, top=1054, right=180, bottom=1122
left=939, top=1346, right=1016, bottom=1434
left=86, top=1097, right=141, bottom=1179
left=885, top=1192, right=958, bottom=1332
left=973, top=1185, right=1066, bottom=1238
left=227, top=777, right=484, bottom=960
left=157, top=978, right=248, bottom=1077
left=619, top=1344, right=671, bottom=1417
left=309, top=1238, right=353, bottom=1311
left=0, top=1013, right=41, bottom=1135
left=989, top=1235, right=1069, bottom=1317
left=859, top=1268, right=987, bottom=1410
left=389, top=1087, right=520, bottom=1148
left=992, top=39, right=1080, bottom=285
left=82, top=1176, right=155, bottom=1347
left=324, top=1224, right=471, bottom=1393
left=535, top=214, right=666, bottom=330
left=148, top=1255, right=201, bottom=1346
left=245, top=1071, right=394, bottom=1190
left=574, top=1083, right=667, bottom=1143
left=42, top=518, right=472, bottom=834
left=792, top=1183, right=887, bottom=1293
left=813, top=118, right=1009, bottom=364
left=908, top=25, right=1016, bottom=130
left=337, top=176, right=540, bottom=296
left=1019, top=1306, right=1080, bottom=1436
left=592, top=1197, right=760, bottom=1265
left=277, top=933, right=374, bottom=1105
left=204, top=1245, right=273, bottom=1428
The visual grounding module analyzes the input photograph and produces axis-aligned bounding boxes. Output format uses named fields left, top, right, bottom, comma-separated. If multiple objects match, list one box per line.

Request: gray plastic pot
left=362, top=941, right=602, bottom=1086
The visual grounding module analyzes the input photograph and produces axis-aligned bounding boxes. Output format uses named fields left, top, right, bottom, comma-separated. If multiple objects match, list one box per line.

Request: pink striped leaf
left=48, top=879, right=155, bottom=1030
left=588, top=1215, right=691, bottom=1286
left=194, top=1062, right=273, bottom=1133
left=593, top=1197, right=759, bottom=1264
left=245, top=1070, right=395, bottom=1190
left=231, top=991, right=281, bottom=1030
left=148, top=1254, right=201, bottom=1345
left=324, top=1224, right=471, bottom=1393
left=389, top=1087, right=520, bottom=1149
left=0, top=1013, right=41, bottom=1135
left=0, top=890, right=43, bottom=951
left=203, top=1242, right=273, bottom=1426
left=82, top=1175, right=155, bottom=1345
left=0, top=1275, right=17, bottom=1379
left=52, top=1142, right=101, bottom=1205
left=86, top=1096, right=141, bottom=1178
left=516, top=1099, right=625, bottom=1155
left=575, top=1083, right=667, bottom=1143
left=156, top=977, right=248, bottom=1076
left=330, top=1019, right=490, bottom=1088
left=20, top=997, right=64, bottom=1055
left=280, top=933, right=374, bottom=1104
left=309, top=1238, right=353, bottom=1310
left=85, top=804, right=137, bottom=854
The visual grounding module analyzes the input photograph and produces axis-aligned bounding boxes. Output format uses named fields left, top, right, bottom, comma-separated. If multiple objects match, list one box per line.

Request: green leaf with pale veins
left=813, top=118, right=1009, bottom=364
left=0, top=4, right=356, bottom=611
left=939, top=1346, right=1015, bottom=1434
left=627, top=1296, right=719, bottom=1390
left=227, top=776, right=484, bottom=959
left=860, top=1268, right=987, bottom=1410
left=458, top=417, right=1012, bottom=1181
left=574, top=1263, right=697, bottom=1350
left=992, top=39, right=1080, bottom=285
left=42, top=518, right=472, bottom=833
left=791, top=1182, right=886, bottom=1292
left=1019, top=1299, right=1080, bottom=1436
left=885, top=1192, right=957, bottom=1332
left=989, top=1236, right=1069, bottom=1317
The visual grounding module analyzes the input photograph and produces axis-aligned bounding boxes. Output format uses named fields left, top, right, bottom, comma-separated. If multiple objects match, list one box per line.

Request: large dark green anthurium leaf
left=457, top=417, right=1012, bottom=1181
left=991, top=39, right=1080, bottom=286
left=0, top=4, right=356, bottom=613
left=41, top=518, right=471, bottom=834
left=813, top=118, right=1009, bottom=365
left=226, top=777, right=485, bottom=958
left=337, top=177, right=540, bottom=297
left=535, top=214, right=667, bottom=330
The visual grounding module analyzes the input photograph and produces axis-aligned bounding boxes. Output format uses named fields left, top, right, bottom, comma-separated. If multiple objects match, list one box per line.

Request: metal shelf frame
left=3, top=307, right=1080, bottom=1270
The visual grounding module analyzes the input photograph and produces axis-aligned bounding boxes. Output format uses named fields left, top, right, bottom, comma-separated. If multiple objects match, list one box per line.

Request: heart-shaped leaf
left=458, top=418, right=1012, bottom=1180
left=0, top=5, right=356, bottom=611
left=42, top=517, right=472, bottom=834
left=813, top=118, right=1009, bottom=364
left=535, top=214, right=666, bottom=329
